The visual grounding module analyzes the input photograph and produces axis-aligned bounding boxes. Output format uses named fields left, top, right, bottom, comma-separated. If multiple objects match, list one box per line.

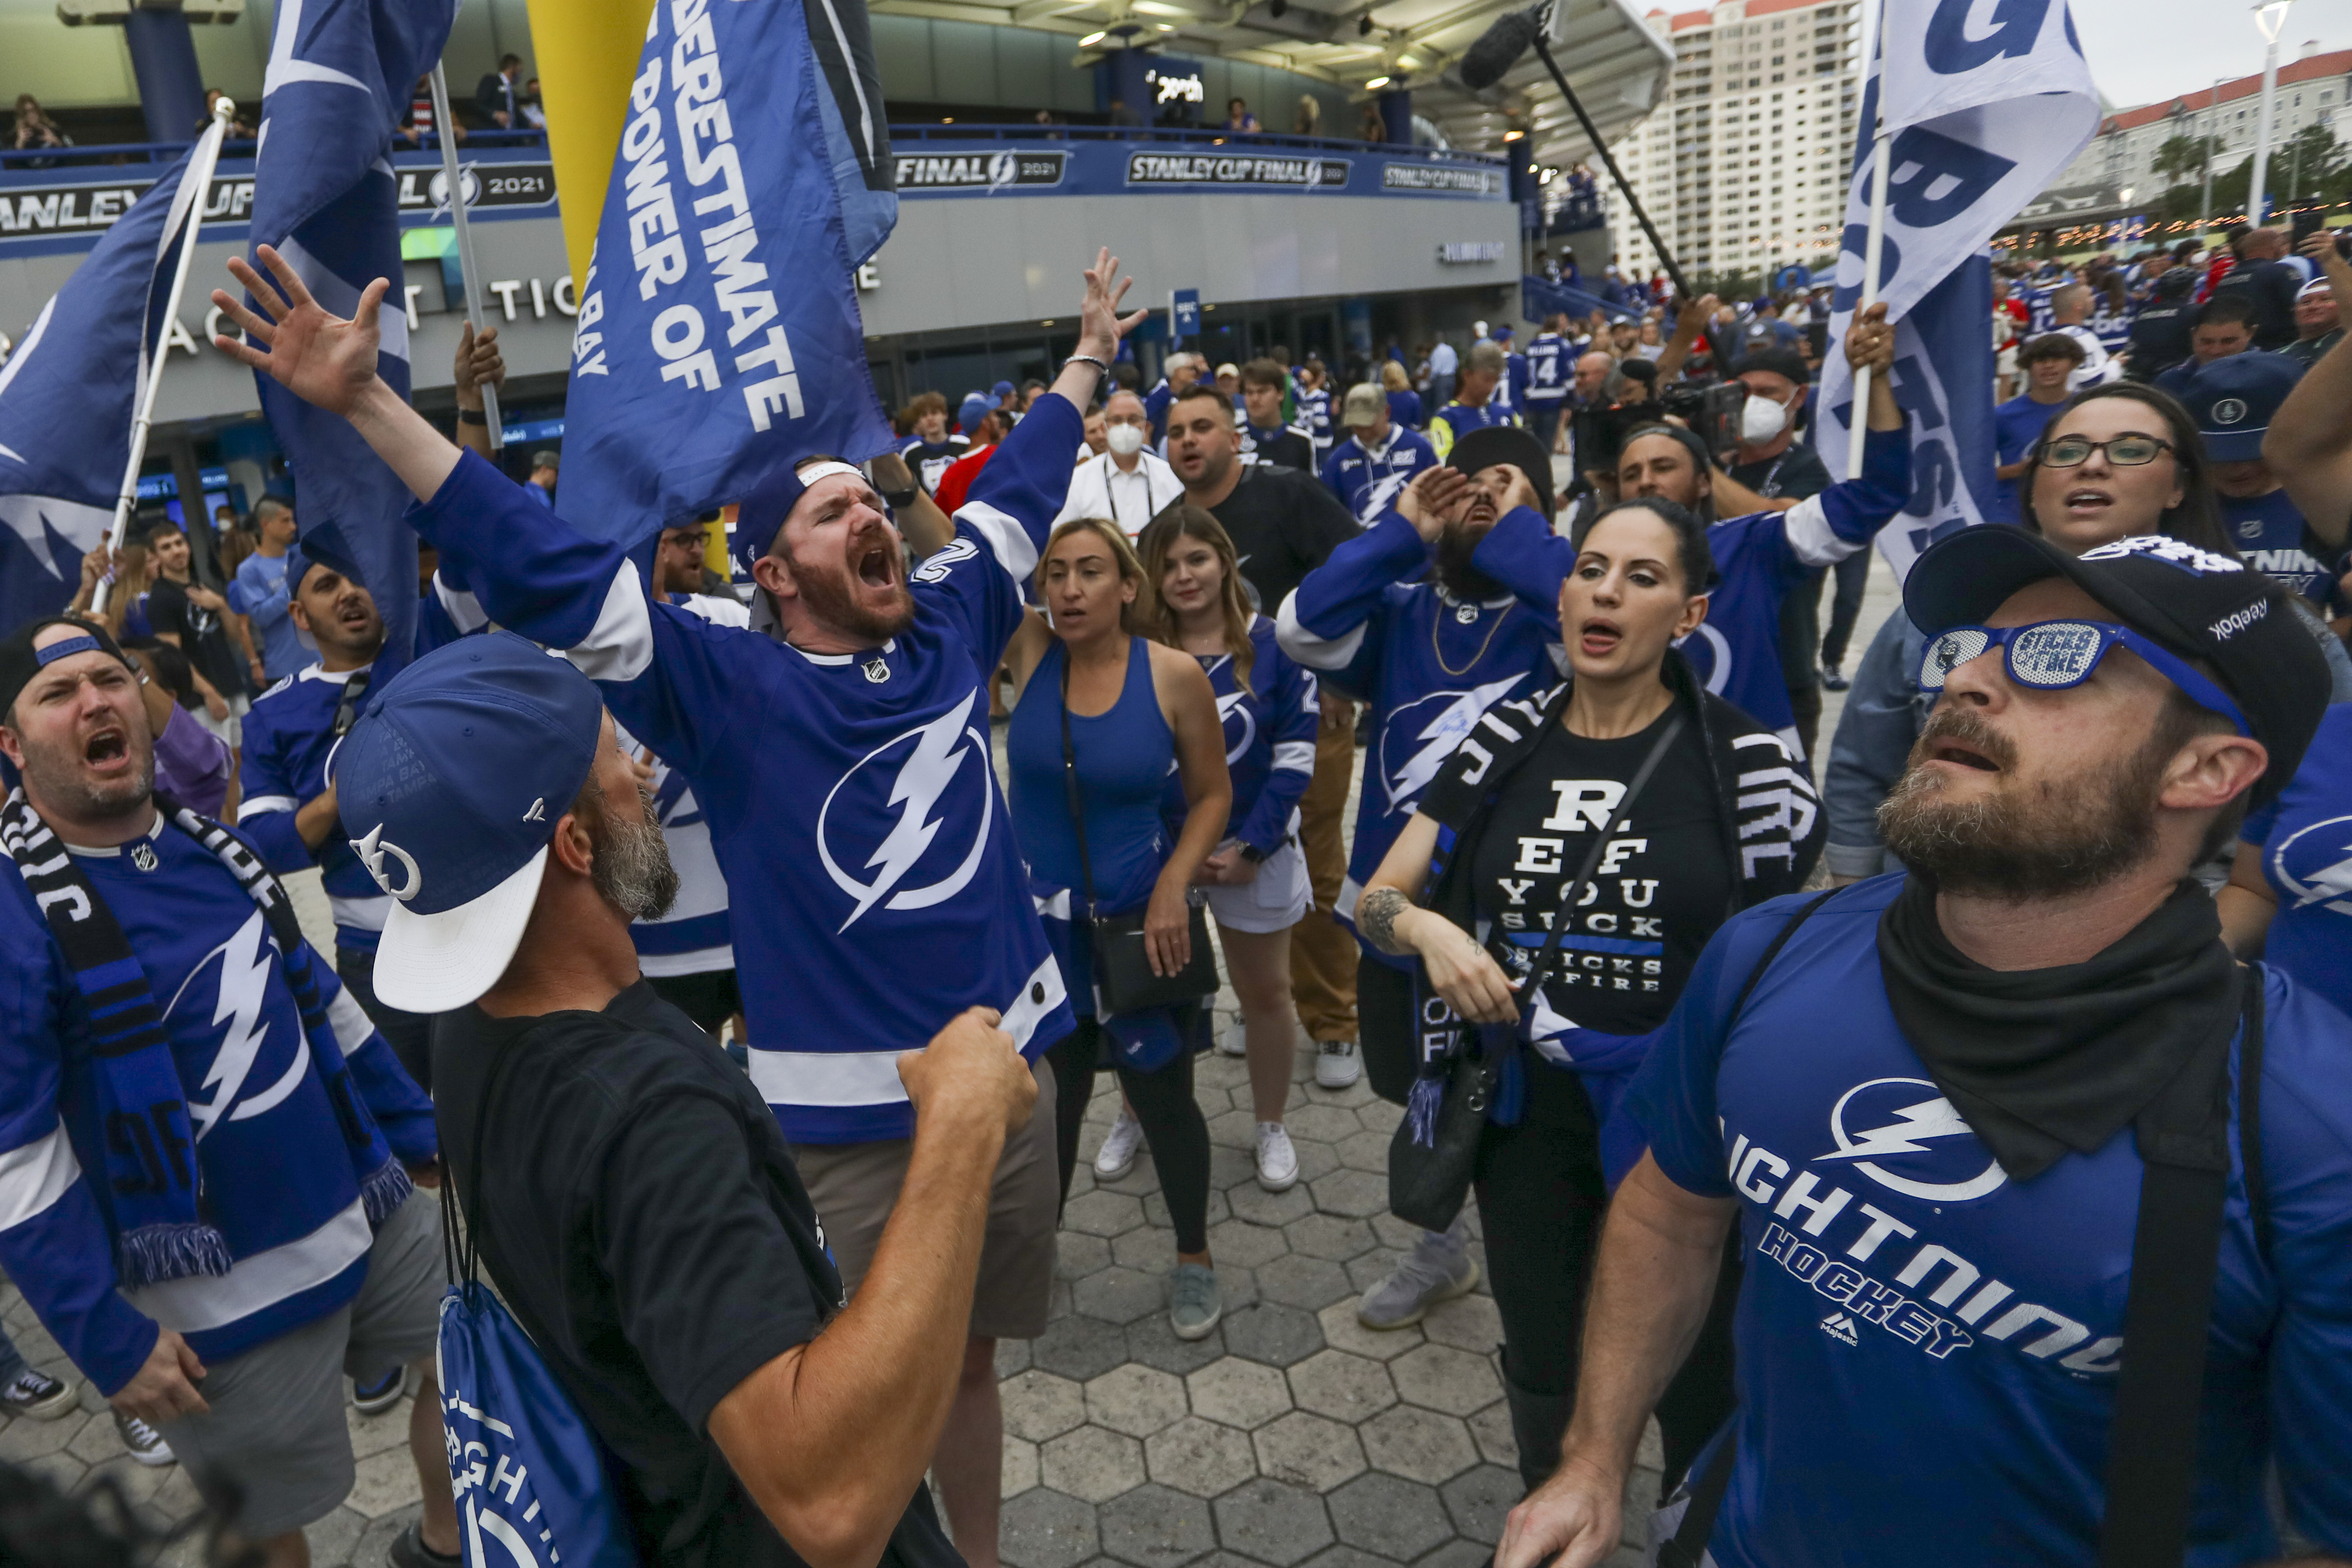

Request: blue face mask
left=1918, top=618, right=2250, bottom=737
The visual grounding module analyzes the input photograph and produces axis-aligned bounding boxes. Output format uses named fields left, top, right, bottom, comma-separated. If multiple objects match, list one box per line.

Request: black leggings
left=1046, top=1017, right=1213, bottom=1255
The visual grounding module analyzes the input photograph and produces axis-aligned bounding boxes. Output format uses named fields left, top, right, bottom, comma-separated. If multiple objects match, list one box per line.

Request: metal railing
left=886, top=120, right=1505, bottom=166
left=0, top=127, right=549, bottom=173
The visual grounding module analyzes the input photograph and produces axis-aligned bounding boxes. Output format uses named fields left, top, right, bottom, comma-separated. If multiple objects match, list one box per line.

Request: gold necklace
left=1431, top=594, right=1511, bottom=677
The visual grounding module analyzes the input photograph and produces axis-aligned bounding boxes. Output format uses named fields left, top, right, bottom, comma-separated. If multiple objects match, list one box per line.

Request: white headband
left=795, top=460, right=866, bottom=491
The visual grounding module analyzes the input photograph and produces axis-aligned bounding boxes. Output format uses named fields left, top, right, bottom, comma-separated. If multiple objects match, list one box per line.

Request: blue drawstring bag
left=435, top=1045, right=641, bottom=1568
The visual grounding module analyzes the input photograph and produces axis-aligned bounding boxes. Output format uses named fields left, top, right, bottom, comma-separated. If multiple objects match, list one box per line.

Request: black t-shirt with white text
left=432, top=982, right=957, bottom=1568
left=1204, top=463, right=1361, bottom=612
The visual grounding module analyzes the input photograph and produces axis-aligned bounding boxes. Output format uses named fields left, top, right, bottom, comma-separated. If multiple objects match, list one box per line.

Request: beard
left=588, top=782, right=681, bottom=922
left=784, top=533, right=915, bottom=643
left=1876, top=707, right=2170, bottom=899
left=19, top=731, right=153, bottom=823
left=1433, top=518, right=1503, bottom=601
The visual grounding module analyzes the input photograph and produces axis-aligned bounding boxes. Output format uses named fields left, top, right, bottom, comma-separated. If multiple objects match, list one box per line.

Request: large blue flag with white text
left=558, top=0, right=899, bottom=547
left=248, top=0, right=457, bottom=669
left=0, top=135, right=220, bottom=634
left=1818, top=0, right=2100, bottom=580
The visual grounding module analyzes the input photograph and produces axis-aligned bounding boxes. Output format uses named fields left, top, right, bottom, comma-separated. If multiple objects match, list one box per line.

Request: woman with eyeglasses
left=1823, top=383, right=2352, bottom=885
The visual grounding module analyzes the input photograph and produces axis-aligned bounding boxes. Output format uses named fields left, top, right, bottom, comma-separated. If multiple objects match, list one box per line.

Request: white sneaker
left=1215, top=1020, right=1249, bottom=1057
left=1254, top=1122, right=1299, bottom=1191
left=1093, top=1110, right=1145, bottom=1178
left=1314, top=1038, right=1362, bottom=1089
left=114, top=1411, right=174, bottom=1467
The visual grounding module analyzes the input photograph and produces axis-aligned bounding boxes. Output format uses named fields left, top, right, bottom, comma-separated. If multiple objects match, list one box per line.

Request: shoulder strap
left=1520, top=714, right=1687, bottom=1004
left=1057, top=652, right=1100, bottom=919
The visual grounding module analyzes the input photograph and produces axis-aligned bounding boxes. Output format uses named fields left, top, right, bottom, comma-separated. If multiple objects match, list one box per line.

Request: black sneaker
left=388, top=1522, right=462, bottom=1568
left=1821, top=663, right=1851, bottom=692
left=0, top=1369, right=75, bottom=1421
left=113, top=1411, right=175, bottom=1467
left=351, top=1367, right=406, bottom=1416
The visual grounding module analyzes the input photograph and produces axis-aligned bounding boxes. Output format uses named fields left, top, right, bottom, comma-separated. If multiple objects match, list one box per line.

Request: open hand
left=1397, top=466, right=1473, bottom=542
left=1075, top=247, right=1150, bottom=363
left=1494, top=1454, right=1626, bottom=1568
left=213, top=245, right=391, bottom=420
left=1144, top=879, right=1193, bottom=977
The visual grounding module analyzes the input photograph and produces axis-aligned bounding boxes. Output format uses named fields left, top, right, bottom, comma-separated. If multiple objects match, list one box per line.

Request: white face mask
left=1741, top=393, right=1793, bottom=445
left=1106, top=423, right=1146, bottom=457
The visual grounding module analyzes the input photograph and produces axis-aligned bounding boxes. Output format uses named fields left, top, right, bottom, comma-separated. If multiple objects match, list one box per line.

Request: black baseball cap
left=0, top=615, right=133, bottom=722
left=1904, top=527, right=2329, bottom=805
left=1731, top=348, right=1809, bottom=387
left=1449, top=425, right=1555, bottom=518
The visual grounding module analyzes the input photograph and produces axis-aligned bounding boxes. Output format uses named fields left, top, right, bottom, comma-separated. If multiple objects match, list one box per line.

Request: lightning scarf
left=0, top=790, right=408, bottom=1289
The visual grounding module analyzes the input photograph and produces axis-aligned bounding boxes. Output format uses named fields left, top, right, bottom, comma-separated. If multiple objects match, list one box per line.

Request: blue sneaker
left=352, top=1367, right=406, bottom=1416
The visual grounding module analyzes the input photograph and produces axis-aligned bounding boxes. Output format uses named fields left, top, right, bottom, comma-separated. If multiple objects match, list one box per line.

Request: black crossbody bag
left=1060, top=661, right=1219, bottom=1017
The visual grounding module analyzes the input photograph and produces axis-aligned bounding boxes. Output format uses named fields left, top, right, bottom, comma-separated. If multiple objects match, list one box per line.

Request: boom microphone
left=1459, top=4, right=1546, bottom=92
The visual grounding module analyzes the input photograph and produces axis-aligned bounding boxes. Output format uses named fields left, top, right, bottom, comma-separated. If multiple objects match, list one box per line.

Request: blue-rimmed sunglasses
left=1918, top=620, right=2250, bottom=737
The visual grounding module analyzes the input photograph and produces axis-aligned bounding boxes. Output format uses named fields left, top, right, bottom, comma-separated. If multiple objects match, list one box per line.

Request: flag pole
left=428, top=65, right=502, bottom=449
left=1845, top=0, right=1892, bottom=476
left=93, top=103, right=232, bottom=620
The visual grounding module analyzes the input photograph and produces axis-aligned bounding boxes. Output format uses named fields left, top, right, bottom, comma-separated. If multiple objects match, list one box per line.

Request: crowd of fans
left=7, top=209, right=2352, bottom=1568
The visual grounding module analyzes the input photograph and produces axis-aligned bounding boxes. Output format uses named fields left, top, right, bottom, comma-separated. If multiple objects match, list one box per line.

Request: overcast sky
left=2067, top=0, right=2352, bottom=108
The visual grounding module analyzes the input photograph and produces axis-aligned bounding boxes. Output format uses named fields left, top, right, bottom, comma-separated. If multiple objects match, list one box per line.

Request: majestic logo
left=166, top=911, right=304, bottom=1141
left=351, top=823, right=423, bottom=901
left=816, top=693, right=993, bottom=931
left=1380, top=674, right=1526, bottom=814
left=2268, top=814, right=2352, bottom=917
left=1820, top=1311, right=1859, bottom=1345
left=1820, top=1078, right=2007, bottom=1203
left=1215, top=689, right=1256, bottom=765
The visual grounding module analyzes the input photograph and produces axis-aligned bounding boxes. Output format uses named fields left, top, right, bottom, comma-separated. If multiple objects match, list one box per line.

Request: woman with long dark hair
left=1003, top=517, right=1235, bottom=1338
left=1354, top=495, right=1822, bottom=1497
left=1135, top=505, right=1320, bottom=1191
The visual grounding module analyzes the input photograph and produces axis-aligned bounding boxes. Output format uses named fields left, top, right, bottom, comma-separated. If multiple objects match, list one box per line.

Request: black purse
left=1388, top=713, right=1687, bottom=1231
left=1061, top=660, right=1220, bottom=1018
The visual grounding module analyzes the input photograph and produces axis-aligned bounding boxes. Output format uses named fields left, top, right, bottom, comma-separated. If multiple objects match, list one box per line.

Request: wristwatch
left=881, top=486, right=919, bottom=510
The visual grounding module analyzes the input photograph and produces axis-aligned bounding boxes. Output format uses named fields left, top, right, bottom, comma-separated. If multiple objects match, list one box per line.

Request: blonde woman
left=1381, top=359, right=1422, bottom=431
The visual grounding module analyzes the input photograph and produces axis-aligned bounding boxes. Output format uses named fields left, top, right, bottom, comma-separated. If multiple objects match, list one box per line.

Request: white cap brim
left=371, top=844, right=550, bottom=1013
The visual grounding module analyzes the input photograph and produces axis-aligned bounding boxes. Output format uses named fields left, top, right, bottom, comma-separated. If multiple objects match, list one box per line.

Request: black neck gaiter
left=1875, top=874, right=2242, bottom=1182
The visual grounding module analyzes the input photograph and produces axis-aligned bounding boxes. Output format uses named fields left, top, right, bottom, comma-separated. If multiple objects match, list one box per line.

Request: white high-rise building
left=1600, top=0, right=1862, bottom=291
left=2052, top=46, right=2352, bottom=199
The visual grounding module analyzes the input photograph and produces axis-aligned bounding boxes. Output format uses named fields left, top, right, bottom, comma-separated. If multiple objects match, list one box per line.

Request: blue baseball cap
left=1490, top=323, right=1514, bottom=342
left=2177, top=350, right=2302, bottom=463
left=958, top=393, right=993, bottom=435
left=991, top=379, right=1015, bottom=399
left=333, top=630, right=605, bottom=1011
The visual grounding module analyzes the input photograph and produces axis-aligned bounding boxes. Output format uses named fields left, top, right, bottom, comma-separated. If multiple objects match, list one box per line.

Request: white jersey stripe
left=0, top=1127, right=80, bottom=1232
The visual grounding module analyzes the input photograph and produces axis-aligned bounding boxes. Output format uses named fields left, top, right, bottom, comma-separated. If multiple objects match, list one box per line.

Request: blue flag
left=1818, top=0, right=2100, bottom=579
left=248, top=0, right=457, bottom=669
left=559, top=0, right=898, bottom=548
left=0, top=135, right=219, bottom=634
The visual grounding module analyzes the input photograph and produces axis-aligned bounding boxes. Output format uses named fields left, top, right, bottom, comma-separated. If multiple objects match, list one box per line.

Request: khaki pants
left=1289, top=694, right=1360, bottom=1043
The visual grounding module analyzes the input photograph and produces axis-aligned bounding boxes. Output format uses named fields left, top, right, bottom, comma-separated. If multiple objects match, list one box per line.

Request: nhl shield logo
left=130, top=842, right=158, bottom=872
left=863, top=657, right=892, bottom=685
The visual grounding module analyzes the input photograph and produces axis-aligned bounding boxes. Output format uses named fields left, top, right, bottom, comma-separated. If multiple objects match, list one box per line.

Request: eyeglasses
left=2034, top=433, right=2176, bottom=468
left=1918, top=619, right=2249, bottom=736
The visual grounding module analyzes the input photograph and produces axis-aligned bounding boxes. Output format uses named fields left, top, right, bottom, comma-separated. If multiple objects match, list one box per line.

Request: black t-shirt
left=148, top=576, right=245, bottom=697
left=432, top=982, right=957, bottom=1568
left=1241, top=425, right=1316, bottom=473
left=1726, top=444, right=1832, bottom=692
left=899, top=435, right=969, bottom=496
left=1203, top=463, right=1360, bottom=612
left=2212, top=258, right=2302, bottom=350
left=1424, top=710, right=1733, bottom=1039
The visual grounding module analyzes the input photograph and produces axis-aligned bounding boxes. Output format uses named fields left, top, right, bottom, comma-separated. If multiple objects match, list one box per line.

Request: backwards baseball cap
left=1730, top=347, right=1810, bottom=387
left=1449, top=425, right=1555, bottom=518
left=2298, top=276, right=2335, bottom=302
left=0, top=615, right=132, bottom=721
left=730, top=457, right=869, bottom=576
left=1903, top=527, right=2328, bottom=807
left=1340, top=383, right=1386, bottom=426
left=2176, top=350, right=2302, bottom=462
left=333, top=630, right=605, bottom=1011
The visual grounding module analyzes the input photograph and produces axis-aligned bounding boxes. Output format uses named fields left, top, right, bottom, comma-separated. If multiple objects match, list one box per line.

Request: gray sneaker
left=1170, top=1263, right=1223, bottom=1341
left=1357, top=1223, right=1480, bottom=1329
left=0, top=1369, right=75, bottom=1421
left=113, top=1411, right=174, bottom=1467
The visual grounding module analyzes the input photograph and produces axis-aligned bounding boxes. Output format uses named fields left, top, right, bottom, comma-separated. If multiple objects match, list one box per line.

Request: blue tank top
left=1010, top=637, right=1174, bottom=915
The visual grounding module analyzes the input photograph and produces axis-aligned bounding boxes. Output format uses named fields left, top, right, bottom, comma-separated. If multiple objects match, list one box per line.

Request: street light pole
left=2247, top=0, right=2294, bottom=226
left=2200, top=77, right=2220, bottom=236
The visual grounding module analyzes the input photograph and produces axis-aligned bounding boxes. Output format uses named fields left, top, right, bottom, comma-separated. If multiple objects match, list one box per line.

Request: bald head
left=1573, top=350, right=1613, bottom=402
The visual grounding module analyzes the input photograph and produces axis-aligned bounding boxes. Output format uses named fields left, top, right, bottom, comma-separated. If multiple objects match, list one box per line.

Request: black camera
left=1571, top=382, right=1746, bottom=476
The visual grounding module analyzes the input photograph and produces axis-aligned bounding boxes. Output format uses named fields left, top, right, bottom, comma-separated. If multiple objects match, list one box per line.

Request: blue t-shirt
left=1627, top=876, right=2352, bottom=1567
left=2244, top=703, right=2352, bottom=1018
left=1991, top=393, right=2065, bottom=526
left=2224, top=489, right=2338, bottom=606
left=226, top=551, right=309, bottom=681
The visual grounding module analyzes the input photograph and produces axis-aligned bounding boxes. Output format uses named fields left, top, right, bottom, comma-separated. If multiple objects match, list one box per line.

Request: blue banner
left=558, top=0, right=900, bottom=549
left=0, top=137, right=217, bottom=633
left=247, top=0, right=457, bottom=670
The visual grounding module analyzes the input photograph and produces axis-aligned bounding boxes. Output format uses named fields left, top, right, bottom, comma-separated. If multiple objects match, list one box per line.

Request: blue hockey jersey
left=238, top=664, right=387, bottom=953
left=620, top=592, right=748, bottom=978
left=1276, top=509, right=1562, bottom=968
left=1163, top=615, right=1319, bottom=857
left=1297, top=383, right=1334, bottom=461
left=1428, top=400, right=1517, bottom=462
left=1523, top=332, right=1572, bottom=405
left=1627, top=874, right=2352, bottom=1566
left=0, top=816, right=434, bottom=1395
left=404, top=398, right=1088, bottom=1144
left=1322, top=426, right=1440, bottom=526
left=1469, top=426, right=1913, bottom=746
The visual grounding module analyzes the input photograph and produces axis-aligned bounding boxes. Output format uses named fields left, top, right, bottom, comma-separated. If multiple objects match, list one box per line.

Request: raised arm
left=2264, top=232, right=2352, bottom=548
left=451, top=320, right=506, bottom=463
left=1276, top=467, right=1466, bottom=691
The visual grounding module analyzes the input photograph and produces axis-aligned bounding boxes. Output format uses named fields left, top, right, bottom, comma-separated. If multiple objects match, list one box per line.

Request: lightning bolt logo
left=170, top=911, right=308, bottom=1142
left=816, top=693, right=994, bottom=931
left=1821, top=1096, right=1972, bottom=1161
left=1383, top=675, right=1525, bottom=814
left=1215, top=689, right=1256, bottom=765
left=2269, top=816, right=2352, bottom=914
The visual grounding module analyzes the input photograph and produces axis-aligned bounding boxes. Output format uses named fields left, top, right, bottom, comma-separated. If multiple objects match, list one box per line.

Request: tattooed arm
left=1362, top=812, right=1518, bottom=1024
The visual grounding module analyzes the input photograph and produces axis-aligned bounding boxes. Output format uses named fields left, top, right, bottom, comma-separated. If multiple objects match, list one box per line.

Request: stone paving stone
left=347, top=1503, right=423, bottom=1568
left=1312, top=1300, right=1423, bottom=1362
left=1288, top=1350, right=1398, bottom=1422
left=347, top=1446, right=426, bottom=1517
left=1411, top=1540, right=1497, bottom=1568
left=1059, top=1232, right=1115, bottom=1279
left=1285, top=1104, right=1363, bottom=1145
left=1389, top=1344, right=1502, bottom=1417
left=302, top=1502, right=370, bottom=1568
left=1187, top=1355, right=1294, bottom=1430
left=1100, top=1482, right=1220, bottom=1568
left=1358, top=1404, right=1479, bottom=1485
left=1299, top=1548, right=1405, bottom=1568
left=1255, top=1253, right=1354, bottom=1312
left=1127, top=1314, right=1229, bottom=1376
left=1334, top=1130, right=1391, bottom=1172
left=1327, top=1471, right=1454, bottom=1560
left=1214, top=1475, right=1338, bottom=1567
left=1144, top=1187, right=1233, bottom=1232
left=1005, top=1434, right=1043, bottom=1497
left=1357, top=1101, right=1405, bottom=1136
left=1284, top=1212, right=1379, bottom=1263
left=1003, top=1487, right=1103, bottom=1568
left=1146, top=1415, right=1259, bottom=1498
left=1000, top=1337, right=1037, bottom=1377
left=1228, top=1181, right=1317, bottom=1228
left=1288, top=1138, right=1343, bottom=1186
left=1065, top=1189, right=1148, bottom=1237
left=1205, top=1219, right=1292, bottom=1270
left=1254, top=1410, right=1368, bottom=1492
left=1037, top=1313, right=1135, bottom=1381
left=1086, top=1364, right=1189, bottom=1438
left=1206, top=1108, right=1259, bottom=1148
left=1438, top=1464, right=1522, bottom=1545
left=1465, top=1401, right=1519, bottom=1471
left=1419, top=1295, right=1503, bottom=1356
left=1042, top=1425, right=1148, bottom=1503
left=0, top=1407, right=89, bottom=1462
left=1075, top=1265, right=1170, bottom=1326
left=1003, top=1369, right=1090, bottom=1443
left=1305, top=1169, right=1391, bottom=1219
left=1220, top=1302, right=1326, bottom=1369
